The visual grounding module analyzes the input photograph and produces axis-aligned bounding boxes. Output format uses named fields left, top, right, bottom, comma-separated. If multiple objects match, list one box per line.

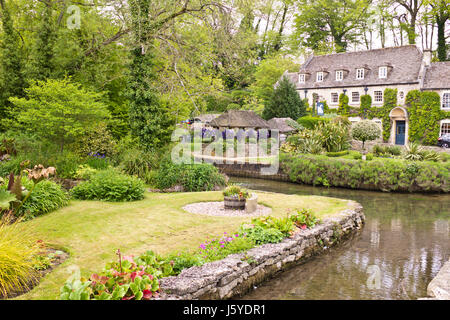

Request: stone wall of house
left=159, top=201, right=365, bottom=300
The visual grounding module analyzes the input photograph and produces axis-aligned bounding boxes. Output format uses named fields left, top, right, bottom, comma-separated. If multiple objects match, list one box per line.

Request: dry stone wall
left=159, top=201, right=365, bottom=300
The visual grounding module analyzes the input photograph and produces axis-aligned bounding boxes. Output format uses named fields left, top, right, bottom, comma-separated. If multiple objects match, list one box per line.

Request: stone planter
left=224, top=196, right=246, bottom=210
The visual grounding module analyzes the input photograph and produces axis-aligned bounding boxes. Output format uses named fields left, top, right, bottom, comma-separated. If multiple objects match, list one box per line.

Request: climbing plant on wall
left=406, top=90, right=446, bottom=145
left=372, top=88, right=397, bottom=142
left=337, top=93, right=350, bottom=116
left=359, top=94, right=372, bottom=119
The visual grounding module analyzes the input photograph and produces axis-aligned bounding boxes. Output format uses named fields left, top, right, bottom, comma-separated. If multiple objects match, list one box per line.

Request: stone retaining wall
left=159, top=201, right=365, bottom=300
left=214, top=163, right=290, bottom=182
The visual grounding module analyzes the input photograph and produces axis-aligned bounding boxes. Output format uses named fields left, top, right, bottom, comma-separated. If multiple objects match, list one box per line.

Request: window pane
left=352, top=92, right=360, bottom=102
left=441, top=123, right=450, bottom=135
left=443, top=93, right=450, bottom=108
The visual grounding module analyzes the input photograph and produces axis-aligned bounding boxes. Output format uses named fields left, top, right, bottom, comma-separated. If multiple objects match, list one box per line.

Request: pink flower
left=301, top=225, right=307, bottom=230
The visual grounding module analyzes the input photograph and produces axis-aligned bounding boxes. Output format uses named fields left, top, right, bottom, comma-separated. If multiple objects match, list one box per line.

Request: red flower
left=142, top=290, right=153, bottom=300
left=301, top=225, right=307, bottom=230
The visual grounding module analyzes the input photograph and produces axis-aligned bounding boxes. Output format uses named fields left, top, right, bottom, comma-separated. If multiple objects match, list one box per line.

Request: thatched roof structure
left=267, top=118, right=296, bottom=133
left=193, top=114, right=221, bottom=124
left=209, top=110, right=269, bottom=129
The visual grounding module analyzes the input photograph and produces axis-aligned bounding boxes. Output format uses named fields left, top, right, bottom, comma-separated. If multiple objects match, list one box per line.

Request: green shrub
left=250, top=216, right=294, bottom=237
left=85, top=156, right=109, bottom=170
left=280, top=153, right=449, bottom=192
left=326, top=150, right=349, bottom=157
left=0, top=177, right=69, bottom=220
left=74, top=165, right=98, bottom=180
left=71, top=169, right=145, bottom=202
left=316, top=121, right=350, bottom=152
left=366, top=153, right=374, bottom=161
left=154, top=162, right=225, bottom=191
left=119, top=149, right=160, bottom=183
left=373, top=145, right=402, bottom=157
left=223, top=185, right=250, bottom=199
left=240, top=225, right=284, bottom=245
left=353, top=152, right=363, bottom=160
left=297, top=116, right=330, bottom=129
left=289, top=209, right=320, bottom=229
left=73, top=123, right=117, bottom=158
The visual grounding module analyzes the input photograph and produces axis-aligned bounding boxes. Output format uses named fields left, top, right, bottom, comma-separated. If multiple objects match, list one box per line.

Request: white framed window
left=299, top=74, right=305, bottom=83
left=336, top=70, right=343, bottom=81
left=356, top=68, right=365, bottom=80
left=441, top=122, right=450, bottom=135
left=331, top=93, right=339, bottom=104
left=399, top=91, right=405, bottom=100
left=374, top=90, right=383, bottom=103
left=352, top=92, right=360, bottom=103
left=379, top=66, right=388, bottom=79
left=443, top=93, right=450, bottom=109
left=316, top=72, right=324, bottom=82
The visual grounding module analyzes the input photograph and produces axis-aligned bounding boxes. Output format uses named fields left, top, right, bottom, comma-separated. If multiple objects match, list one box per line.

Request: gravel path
left=183, top=201, right=272, bottom=217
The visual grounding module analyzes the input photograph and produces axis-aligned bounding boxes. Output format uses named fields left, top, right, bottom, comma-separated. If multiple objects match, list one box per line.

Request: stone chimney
left=423, top=49, right=432, bottom=67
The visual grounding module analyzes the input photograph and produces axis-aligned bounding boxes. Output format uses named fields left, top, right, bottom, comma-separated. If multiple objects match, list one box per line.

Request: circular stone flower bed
left=183, top=201, right=272, bottom=217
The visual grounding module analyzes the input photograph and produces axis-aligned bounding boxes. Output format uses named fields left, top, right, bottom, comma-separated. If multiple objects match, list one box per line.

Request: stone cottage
left=282, top=45, right=450, bottom=145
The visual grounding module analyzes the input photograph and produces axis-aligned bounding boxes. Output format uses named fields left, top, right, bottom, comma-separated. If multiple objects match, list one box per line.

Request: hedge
left=280, top=153, right=449, bottom=193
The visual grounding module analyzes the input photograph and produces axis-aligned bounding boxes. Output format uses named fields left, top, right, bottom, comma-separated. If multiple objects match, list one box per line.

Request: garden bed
left=159, top=200, right=364, bottom=299
left=1, top=247, right=69, bottom=300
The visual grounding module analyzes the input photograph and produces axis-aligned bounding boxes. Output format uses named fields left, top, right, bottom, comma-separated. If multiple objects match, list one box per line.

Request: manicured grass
left=16, top=191, right=347, bottom=300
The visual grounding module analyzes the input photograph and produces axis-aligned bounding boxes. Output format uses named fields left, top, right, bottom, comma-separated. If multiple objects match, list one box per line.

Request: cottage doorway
left=395, top=121, right=406, bottom=145
left=389, top=107, right=409, bottom=145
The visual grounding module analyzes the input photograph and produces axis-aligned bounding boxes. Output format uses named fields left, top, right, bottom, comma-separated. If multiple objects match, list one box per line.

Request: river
left=231, top=177, right=450, bottom=300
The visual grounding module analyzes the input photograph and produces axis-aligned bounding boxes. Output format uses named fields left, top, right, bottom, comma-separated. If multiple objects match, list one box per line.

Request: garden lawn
left=16, top=191, right=348, bottom=300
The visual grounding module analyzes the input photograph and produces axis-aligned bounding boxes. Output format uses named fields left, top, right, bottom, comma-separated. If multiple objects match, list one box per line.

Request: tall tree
left=28, top=0, right=56, bottom=81
left=292, top=0, right=373, bottom=53
left=395, top=0, right=424, bottom=44
left=0, top=0, right=26, bottom=121
left=263, top=76, right=306, bottom=120
left=427, top=0, right=449, bottom=60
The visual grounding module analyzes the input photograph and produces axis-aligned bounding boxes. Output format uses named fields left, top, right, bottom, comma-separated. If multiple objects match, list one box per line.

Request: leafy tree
left=28, top=1, right=55, bottom=81
left=427, top=0, right=449, bottom=61
left=263, top=76, right=306, bottom=120
left=352, top=120, right=381, bottom=151
left=0, top=0, right=26, bottom=122
left=292, top=0, right=372, bottom=53
left=8, top=78, right=109, bottom=152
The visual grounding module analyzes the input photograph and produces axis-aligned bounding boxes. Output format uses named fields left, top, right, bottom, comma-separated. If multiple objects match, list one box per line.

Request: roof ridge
left=311, top=45, right=419, bottom=59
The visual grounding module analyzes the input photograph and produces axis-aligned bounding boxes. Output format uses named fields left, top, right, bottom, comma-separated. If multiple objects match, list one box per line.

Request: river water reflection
left=231, top=177, right=450, bottom=300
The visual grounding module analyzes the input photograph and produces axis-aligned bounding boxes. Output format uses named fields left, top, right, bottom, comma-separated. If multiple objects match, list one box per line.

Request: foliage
left=351, top=120, right=381, bottom=150
left=118, top=149, right=161, bottom=184
left=74, top=165, right=98, bottom=180
left=402, top=142, right=443, bottom=162
left=0, top=0, right=26, bottom=122
left=406, top=90, right=446, bottom=145
left=289, top=209, right=320, bottom=229
left=223, top=185, right=250, bottom=200
left=297, top=116, right=331, bottom=129
left=0, top=219, right=40, bottom=298
left=263, top=76, right=306, bottom=120
left=154, top=161, right=225, bottom=192
left=71, top=169, right=145, bottom=202
left=373, top=88, right=397, bottom=142
left=280, top=153, right=449, bottom=192
left=197, top=232, right=255, bottom=262
left=359, top=94, right=372, bottom=118
left=372, top=145, right=402, bottom=157
left=1, top=176, right=68, bottom=220
left=326, top=150, right=350, bottom=157
left=73, top=123, right=117, bottom=159
left=337, top=93, right=350, bottom=116
left=316, top=121, right=350, bottom=152
left=250, top=216, right=294, bottom=237
left=240, top=225, right=285, bottom=245
left=60, top=250, right=161, bottom=300
left=8, top=78, right=110, bottom=152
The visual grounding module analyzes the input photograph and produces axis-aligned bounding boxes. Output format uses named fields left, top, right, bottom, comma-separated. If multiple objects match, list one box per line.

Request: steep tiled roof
left=267, top=118, right=296, bottom=133
left=422, top=62, right=450, bottom=90
left=209, top=110, right=269, bottom=129
left=293, top=45, right=423, bottom=89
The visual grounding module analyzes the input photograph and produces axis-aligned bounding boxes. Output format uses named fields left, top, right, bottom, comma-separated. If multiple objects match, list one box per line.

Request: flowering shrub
left=288, top=208, right=320, bottom=229
left=198, top=232, right=254, bottom=262
left=351, top=120, right=381, bottom=150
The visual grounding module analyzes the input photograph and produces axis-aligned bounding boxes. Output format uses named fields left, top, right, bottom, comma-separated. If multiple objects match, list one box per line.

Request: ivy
left=369, top=88, right=397, bottom=142
left=359, top=94, right=372, bottom=119
left=407, top=90, right=446, bottom=145
left=337, top=93, right=350, bottom=116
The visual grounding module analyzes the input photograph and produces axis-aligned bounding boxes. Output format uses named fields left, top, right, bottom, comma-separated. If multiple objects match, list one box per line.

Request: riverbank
left=212, top=154, right=449, bottom=193
left=159, top=201, right=364, bottom=299
left=426, top=258, right=450, bottom=300
left=14, top=191, right=348, bottom=300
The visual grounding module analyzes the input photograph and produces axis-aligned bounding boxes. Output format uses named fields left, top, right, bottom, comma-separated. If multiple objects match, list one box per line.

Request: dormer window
left=299, top=74, right=306, bottom=83
left=379, top=66, right=388, bottom=79
left=336, top=70, right=343, bottom=81
left=316, top=72, right=324, bottom=82
left=356, top=68, right=365, bottom=80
